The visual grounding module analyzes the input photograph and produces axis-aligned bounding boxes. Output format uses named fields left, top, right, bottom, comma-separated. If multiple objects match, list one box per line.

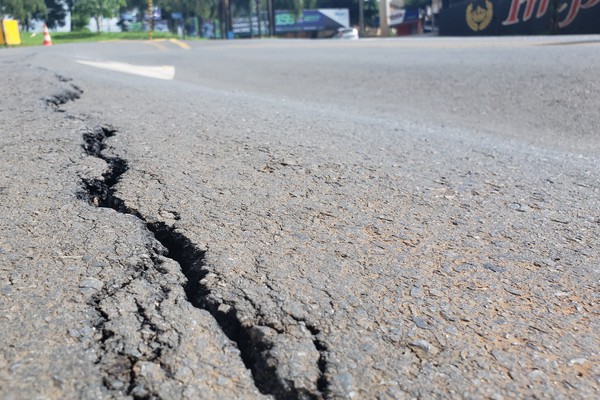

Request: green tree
left=159, top=0, right=218, bottom=35
left=74, top=0, right=126, bottom=32
left=315, top=0, right=377, bottom=26
left=71, top=7, right=90, bottom=30
left=274, top=0, right=312, bottom=17
left=0, top=0, right=47, bottom=29
left=160, top=0, right=213, bottom=20
left=33, top=0, right=68, bottom=28
left=403, top=0, right=429, bottom=9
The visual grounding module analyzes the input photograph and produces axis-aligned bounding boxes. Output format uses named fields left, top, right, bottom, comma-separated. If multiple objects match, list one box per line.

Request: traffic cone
left=43, top=25, right=52, bottom=46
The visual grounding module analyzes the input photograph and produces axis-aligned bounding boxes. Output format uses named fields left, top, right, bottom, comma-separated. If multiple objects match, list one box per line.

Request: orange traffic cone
left=43, top=25, right=52, bottom=46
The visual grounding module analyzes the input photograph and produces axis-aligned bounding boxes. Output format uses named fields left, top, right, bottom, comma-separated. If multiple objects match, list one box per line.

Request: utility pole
left=227, top=0, right=232, bottom=37
left=219, top=0, right=229, bottom=39
left=147, top=0, right=153, bottom=40
left=249, top=0, right=254, bottom=38
left=267, top=0, right=274, bottom=36
left=359, top=0, right=365, bottom=36
left=255, top=0, right=262, bottom=37
left=379, top=0, right=389, bottom=36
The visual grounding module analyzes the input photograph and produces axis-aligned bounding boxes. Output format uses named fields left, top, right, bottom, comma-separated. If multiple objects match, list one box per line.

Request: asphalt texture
left=1, top=37, right=599, bottom=399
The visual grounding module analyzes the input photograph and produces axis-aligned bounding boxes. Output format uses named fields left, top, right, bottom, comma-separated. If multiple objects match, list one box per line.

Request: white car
left=332, top=28, right=359, bottom=40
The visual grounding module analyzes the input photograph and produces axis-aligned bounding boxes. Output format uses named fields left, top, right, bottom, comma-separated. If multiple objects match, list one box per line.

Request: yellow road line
left=147, top=40, right=168, bottom=51
left=169, top=38, right=191, bottom=49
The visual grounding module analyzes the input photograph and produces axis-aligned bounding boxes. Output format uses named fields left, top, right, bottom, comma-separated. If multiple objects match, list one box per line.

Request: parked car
left=332, top=27, right=359, bottom=40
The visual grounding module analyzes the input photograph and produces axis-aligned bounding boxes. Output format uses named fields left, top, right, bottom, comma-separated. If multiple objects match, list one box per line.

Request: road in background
left=1, top=37, right=599, bottom=399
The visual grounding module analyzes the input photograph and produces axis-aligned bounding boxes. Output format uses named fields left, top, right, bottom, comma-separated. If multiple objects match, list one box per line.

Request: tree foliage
left=160, top=0, right=214, bottom=20
left=315, top=0, right=377, bottom=25
left=74, top=0, right=126, bottom=31
left=274, top=0, right=313, bottom=17
left=0, top=0, right=47, bottom=28
left=402, top=0, right=430, bottom=9
left=32, top=0, right=67, bottom=28
left=0, top=0, right=381, bottom=34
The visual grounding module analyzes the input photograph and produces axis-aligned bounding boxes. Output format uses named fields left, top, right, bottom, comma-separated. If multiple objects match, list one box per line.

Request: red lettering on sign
left=503, top=0, right=525, bottom=25
left=559, top=0, right=581, bottom=27
left=503, top=0, right=550, bottom=24
left=581, top=0, right=600, bottom=8
left=501, top=0, right=598, bottom=28
left=524, top=0, right=539, bottom=20
left=536, top=0, right=549, bottom=17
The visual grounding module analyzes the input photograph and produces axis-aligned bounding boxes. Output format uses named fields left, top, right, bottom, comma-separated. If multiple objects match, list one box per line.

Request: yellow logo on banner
left=466, top=0, right=493, bottom=32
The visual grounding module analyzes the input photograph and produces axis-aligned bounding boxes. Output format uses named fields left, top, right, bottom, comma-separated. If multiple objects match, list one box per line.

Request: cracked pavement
left=0, top=63, right=262, bottom=399
left=1, top=37, right=599, bottom=399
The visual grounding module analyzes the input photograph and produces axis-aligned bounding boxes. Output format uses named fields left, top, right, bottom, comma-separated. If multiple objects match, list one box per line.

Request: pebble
left=454, top=263, right=477, bottom=273
left=410, top=339, right=438, bottom=354
left=410, top=286, right=424, bottom=298
left=504, top=286, right=523, bottom=296
left=445, top=325, right=458, bottom=335
left=412, top=315, right=432, bottom=330
left=175, top=366, right=193, bottom=380
left=491, top=349, right=513, bottom=368
left=528, top=369, right=547, bottom=381
left=217, top=303, right=232, bottom=314
left=568, top=358, right=588, bottom=366
left=130, top=384, right=148, bottom=398
left=508, top=202, right=524, bottom=211
left=334, top=371, right=355, bottom=394
left=79, top=277, right=104, bottom=291
left=483, top=263, right=506, bottom=273
left=216, top=376, right=229, bottom=386
left=105, top=378, right=125, bottom=390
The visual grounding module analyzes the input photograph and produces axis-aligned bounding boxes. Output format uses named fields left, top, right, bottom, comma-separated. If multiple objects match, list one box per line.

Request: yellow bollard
left=1, top=20, right=21, bottom=46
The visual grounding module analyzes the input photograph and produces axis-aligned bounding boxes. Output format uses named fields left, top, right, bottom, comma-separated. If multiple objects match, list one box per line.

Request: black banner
left=440, top=0, right=600, bottom=35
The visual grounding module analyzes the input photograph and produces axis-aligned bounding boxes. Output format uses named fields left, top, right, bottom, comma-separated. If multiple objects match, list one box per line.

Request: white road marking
left=77, top=60, right=175, bottom=80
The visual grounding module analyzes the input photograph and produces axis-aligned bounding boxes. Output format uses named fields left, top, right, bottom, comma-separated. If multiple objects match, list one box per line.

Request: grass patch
left=18, top=31, right=178, bottom=47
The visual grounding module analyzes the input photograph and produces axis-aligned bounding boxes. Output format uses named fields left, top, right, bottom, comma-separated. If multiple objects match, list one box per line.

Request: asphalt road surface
left=1, top=36, right=599, bottom=399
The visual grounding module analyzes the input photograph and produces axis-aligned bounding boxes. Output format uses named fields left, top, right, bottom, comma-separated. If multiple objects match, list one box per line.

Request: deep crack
left=313, top=339, right=329, bottom=396
left=79, top=125, right=326, bottom=399
left=79, top=126, right=132, bottom=213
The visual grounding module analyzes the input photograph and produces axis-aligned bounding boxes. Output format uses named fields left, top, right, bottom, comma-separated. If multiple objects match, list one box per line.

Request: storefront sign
left=440, top=0, right=600, bottom=35
left=275, top=9, right=350, bottom=33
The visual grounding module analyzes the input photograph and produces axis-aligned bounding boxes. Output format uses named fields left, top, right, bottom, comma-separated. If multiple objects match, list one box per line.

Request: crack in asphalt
left=85, top=238, right=160, bottom=396
left=289, top=315, right=330, bottom=398
left=44, top=84, right=83, bottom=109
left=309, top=330, right=329, bottom=397
left=78, top=125, right=328, bottom=399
